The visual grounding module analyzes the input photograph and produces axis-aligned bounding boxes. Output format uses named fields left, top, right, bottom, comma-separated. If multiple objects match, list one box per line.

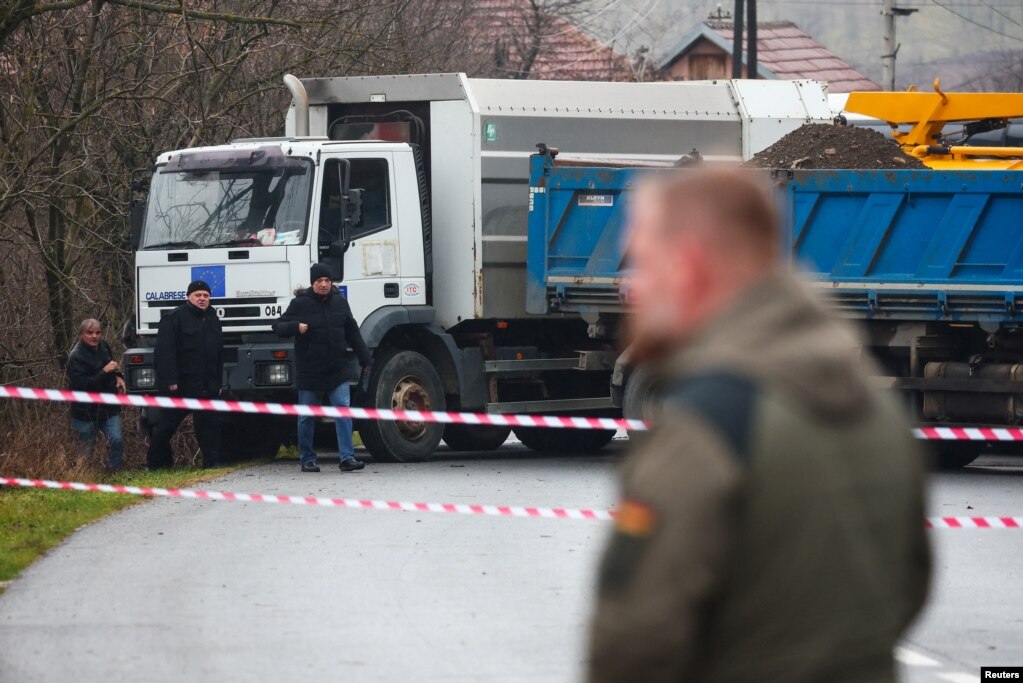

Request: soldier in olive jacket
left=588, top=171, right=930, bottom=683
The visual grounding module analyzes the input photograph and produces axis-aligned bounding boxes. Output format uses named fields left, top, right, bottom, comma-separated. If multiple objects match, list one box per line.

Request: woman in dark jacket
left=66, top=319, right=125, bottom=470
left=274, top=263, right=371, bottom=472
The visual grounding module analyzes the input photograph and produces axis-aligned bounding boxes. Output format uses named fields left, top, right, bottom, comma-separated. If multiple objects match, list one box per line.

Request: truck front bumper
left=124, top=343, right=297, bottom=395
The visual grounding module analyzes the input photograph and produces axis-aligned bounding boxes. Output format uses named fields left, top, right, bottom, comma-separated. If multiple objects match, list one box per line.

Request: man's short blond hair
left=651, top=168, right=780, bottom=263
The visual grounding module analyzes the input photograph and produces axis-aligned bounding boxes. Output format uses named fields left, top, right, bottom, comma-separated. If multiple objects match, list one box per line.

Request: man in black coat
left=147, top=280, right=224, bottom=469
left=274, top=263, right=371, bottom=472
left=66, top=318, right=126, bottom=470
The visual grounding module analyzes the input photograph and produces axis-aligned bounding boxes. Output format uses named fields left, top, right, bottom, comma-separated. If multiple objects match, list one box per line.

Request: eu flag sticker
left=190, top=265, right=226, bottom=298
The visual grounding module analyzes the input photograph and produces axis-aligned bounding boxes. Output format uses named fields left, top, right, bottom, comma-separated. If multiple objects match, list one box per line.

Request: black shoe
left=301, top=461, right=321, bottom=473
left=340, top=458, right=365, bottom=472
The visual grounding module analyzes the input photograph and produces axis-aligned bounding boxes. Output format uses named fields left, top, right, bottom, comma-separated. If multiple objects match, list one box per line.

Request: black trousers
left=146, top=406, right=222, bottom=469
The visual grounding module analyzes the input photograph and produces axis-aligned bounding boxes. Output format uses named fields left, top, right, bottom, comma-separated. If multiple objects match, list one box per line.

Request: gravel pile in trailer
left=746, top=123, right=928, bottom=170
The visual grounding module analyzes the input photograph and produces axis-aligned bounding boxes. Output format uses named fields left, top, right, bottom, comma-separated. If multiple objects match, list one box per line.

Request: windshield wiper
left=143, top=240, right=200, bottom=250
left=206, top=238, right=262, bottom=248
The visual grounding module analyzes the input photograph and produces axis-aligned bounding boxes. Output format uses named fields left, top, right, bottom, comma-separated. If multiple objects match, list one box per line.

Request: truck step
left=485, top=396, right=615, bottom=414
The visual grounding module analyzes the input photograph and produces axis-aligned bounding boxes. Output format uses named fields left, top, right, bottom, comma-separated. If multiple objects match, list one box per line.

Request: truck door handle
left=384, top=282, right=400, bottom=298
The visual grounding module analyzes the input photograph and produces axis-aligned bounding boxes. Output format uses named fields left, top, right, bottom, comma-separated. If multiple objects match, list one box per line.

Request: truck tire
left=360, top=350, right=446, bottom=462
left=442, top=424, right=511, bottom=452
left=222, top=414, right=288, bottom=461
left=513, top=427, right=615, bottom=453
left=622, top=363, right=659, bottom=440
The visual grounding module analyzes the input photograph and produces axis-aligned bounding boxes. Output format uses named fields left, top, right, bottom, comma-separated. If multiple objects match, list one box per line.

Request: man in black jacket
left=147, top=280, right=224, bottom=469
left=66, top=319, right=126, bottom=470
left=274, top=263, right=371, bottom=472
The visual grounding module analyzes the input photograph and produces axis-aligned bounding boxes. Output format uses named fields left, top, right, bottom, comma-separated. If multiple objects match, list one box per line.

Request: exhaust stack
left=283, top=74, right=309, bottom=137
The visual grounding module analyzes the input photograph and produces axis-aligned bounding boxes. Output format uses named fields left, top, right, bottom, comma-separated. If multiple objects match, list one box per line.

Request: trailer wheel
left=513, top=427, right=615, bottom=453
left=360, top=350, right=446, bottom=462
left=442, top=424, right=511, bottom=452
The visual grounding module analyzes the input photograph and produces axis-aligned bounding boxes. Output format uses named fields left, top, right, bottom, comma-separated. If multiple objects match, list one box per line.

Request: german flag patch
left=614, top=498, right=658, bottom=537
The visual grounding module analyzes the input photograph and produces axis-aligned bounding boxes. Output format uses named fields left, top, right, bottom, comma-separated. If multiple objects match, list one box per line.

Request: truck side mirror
left=344, top=188, right=363, bottom=229
left=335, top=159, right=352, bottom=249
left=330, top=190, right=362, bottom=257
left=328, top=239, right=349, bottom=257
left=128, top=169, right=150, bottom=251
left=336, top=161, right=364, bottom=236
left=130, top=198, right=146, bottom=250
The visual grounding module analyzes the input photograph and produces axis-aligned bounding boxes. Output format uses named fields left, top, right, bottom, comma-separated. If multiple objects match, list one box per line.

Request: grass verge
left=0, top=464, right=251, bottom=588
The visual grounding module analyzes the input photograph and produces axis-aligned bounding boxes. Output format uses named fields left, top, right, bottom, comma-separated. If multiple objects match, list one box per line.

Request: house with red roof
left=467, top=0, right=633, bottom=81
left=658, top=18, right=878, bottom=93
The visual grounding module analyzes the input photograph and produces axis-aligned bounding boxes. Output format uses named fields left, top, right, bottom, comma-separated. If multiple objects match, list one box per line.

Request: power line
left=931, top=0, right=1023, bottom=42
left=985, top=1, right=1022, bottom=28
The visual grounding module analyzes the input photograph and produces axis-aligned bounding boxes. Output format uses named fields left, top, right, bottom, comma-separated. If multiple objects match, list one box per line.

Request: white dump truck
left=124, top=73, right=831, bottom=461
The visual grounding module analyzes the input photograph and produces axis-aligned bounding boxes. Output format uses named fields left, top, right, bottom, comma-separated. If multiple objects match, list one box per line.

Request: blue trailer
left=526, top=148, right=1023, bottom=456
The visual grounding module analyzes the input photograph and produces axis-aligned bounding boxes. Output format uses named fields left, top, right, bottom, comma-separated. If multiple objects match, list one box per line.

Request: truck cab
left=127, top=138, right=429, bottom=456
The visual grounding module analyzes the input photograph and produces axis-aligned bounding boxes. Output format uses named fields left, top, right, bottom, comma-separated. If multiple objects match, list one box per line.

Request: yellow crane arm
left=844, top=80, right=1023, bottom=169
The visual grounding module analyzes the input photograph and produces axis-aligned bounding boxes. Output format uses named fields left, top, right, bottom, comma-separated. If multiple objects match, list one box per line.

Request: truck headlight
left=132, top=367, right=156, bottom=390
left=256, top=362, right=291, bottom=386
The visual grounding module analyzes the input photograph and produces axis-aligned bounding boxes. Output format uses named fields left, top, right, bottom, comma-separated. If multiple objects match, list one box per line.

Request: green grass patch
left=0, top=464, right=249, bottom=586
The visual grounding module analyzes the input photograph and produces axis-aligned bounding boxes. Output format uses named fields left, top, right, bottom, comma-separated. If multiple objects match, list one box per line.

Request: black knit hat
left=310, top=263, right=332, bottom=283
left=187, top=280, right=211, bottom=295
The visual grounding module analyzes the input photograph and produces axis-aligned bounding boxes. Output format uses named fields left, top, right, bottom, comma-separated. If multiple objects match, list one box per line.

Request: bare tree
left=0, top=0, right=473, bottom=411
left=465, top=0, right=623, bottom=80
left=949, top=49, right=1023, bottom=91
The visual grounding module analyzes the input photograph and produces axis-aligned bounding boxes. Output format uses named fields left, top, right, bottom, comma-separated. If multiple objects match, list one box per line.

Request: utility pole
left=747, top=0, right=758, bottom=79
left=882, top=0, right=896, bottom=90
left=733, top=0, right=745, bottom=79
left=882, top=0, right=918, bottom=91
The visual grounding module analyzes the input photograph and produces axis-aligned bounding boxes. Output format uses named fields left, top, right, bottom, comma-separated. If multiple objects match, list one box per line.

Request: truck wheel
left=222, top=414, right=288, bottom=461
left=443, top=424, right=511, bottom=452
left=622, top=364, right=659, bottom=440
left=360, top=350, right=446, bottom=462
left=513, top=427, right=615, bottom=453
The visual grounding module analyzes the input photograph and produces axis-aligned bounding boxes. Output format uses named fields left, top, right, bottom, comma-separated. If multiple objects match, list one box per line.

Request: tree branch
left=103, top=0, right=301, bottom=29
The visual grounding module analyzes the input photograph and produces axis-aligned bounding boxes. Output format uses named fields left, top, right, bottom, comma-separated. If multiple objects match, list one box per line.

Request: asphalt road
left=1, top=441, right=1021, bottom=682
left=900, top=454, right=1023, bottom=683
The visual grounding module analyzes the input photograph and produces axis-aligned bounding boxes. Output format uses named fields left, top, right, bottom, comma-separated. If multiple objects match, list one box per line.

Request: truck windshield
left=141, top=160, right=313, bottom=249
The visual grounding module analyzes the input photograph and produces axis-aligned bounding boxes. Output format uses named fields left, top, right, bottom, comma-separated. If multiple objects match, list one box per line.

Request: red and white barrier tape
left=0, top=477, right=613, bottom=521
left=913, top=426, right=1023, bottom=442
left=0, top=476, right=1018, bottom=527
left=925, top=516, right=1022, bottom=529
left=3, top=385, right=1023, bottom=441
left=0, top=385, right=646, bottom=432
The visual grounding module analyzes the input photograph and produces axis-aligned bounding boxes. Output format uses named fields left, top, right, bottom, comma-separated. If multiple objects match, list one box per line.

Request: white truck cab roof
left=154, top=138, right=413, bottom=166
